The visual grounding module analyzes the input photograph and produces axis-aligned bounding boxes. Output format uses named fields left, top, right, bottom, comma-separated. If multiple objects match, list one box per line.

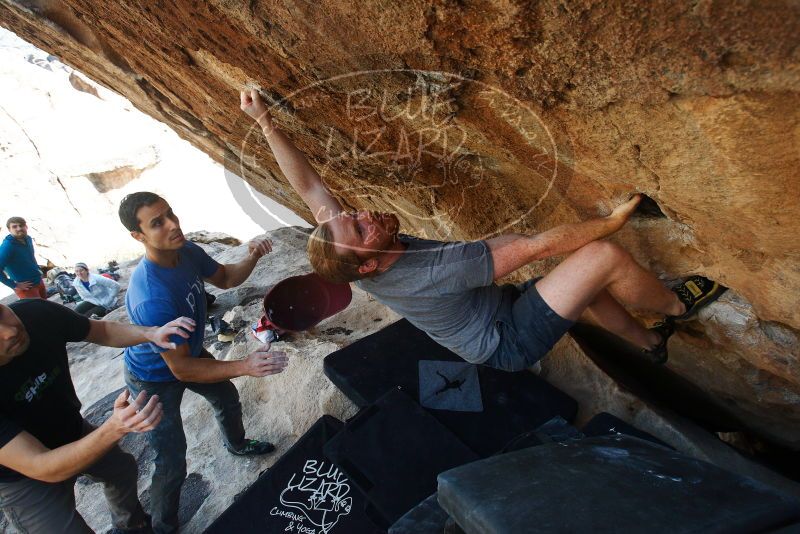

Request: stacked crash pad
left=323, top=319, right=579, bottom=457
left=206, top=320, right=579, bottom=532
left=318, top=319, right=579, bottom=527
left=207, top=319, right=800, bottom=533
left=389, top=412, right=670, bottom=533
left=324, top=388, right=478, bottom=528
left=205, top=416, right=382, bottom=534
left=437, top=435, right=800, bottom=533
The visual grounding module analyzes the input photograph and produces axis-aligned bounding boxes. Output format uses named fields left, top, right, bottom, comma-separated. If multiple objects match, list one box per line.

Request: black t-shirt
left=0, top=299, right=90, bottom=481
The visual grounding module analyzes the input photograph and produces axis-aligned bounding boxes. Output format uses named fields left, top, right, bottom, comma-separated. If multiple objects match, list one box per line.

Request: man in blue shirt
left=0, top=217, right=46, bottom=300
left=119, top=192, right=289, bottom=534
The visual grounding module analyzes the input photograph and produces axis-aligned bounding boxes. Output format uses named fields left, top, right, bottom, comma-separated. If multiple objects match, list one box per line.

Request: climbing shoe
left=226, top=439, right=275, bottom=456
left=640, top=319, right=675, bottom=365
left=672, top=275, right=726, bottom=321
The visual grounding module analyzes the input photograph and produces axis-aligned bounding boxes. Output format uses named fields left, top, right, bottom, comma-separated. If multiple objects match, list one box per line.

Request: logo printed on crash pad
left=274, top=459, right=353, bottom=533
left=419, top=360, right=483, bottom=412
left=434, top=370, right=466, bottom=395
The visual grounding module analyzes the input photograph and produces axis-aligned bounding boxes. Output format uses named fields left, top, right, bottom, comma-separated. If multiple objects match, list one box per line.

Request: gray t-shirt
left=355, top=235, right=503, bottom=363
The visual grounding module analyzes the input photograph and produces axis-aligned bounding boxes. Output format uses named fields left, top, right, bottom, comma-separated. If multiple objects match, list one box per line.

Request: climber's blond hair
left=307, top=222, right=364, bottom=283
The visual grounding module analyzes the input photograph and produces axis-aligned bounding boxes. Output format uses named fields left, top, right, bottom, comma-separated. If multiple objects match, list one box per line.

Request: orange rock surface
left=2, top=0, right=798, bottom=447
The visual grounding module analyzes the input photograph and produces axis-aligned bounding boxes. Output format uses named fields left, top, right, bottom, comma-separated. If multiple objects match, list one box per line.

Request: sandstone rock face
left=1, top=1, right=798, bottom=448
left=184, top=230, right=242, bottom=247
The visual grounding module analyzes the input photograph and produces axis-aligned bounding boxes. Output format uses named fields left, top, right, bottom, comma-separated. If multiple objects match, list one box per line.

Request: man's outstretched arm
left=205, top=238, right=272, bottom=290
left=240, top=89, right=343, bottom=222
left=0, top=390, right=161, bottom=483
left=488, top=195, right=642, bottom=280
left=160, top=345, right=288, bottom=383
left=85, top=316, right=196, bottom=350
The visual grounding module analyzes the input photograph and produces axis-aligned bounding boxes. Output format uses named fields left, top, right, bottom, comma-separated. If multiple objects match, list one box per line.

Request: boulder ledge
left=1, top=1, right=797, bottom=448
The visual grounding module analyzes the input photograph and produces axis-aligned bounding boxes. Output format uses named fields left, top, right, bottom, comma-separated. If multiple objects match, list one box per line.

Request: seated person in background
left=72, top=262, right=121, bottom=317
left=118, top=191, right=289, bottom=534
left=0, top=298, right=194, bottom=533
left=0, top=217, right=46, bottom=300
left=240, top=89, right=724, bottom=369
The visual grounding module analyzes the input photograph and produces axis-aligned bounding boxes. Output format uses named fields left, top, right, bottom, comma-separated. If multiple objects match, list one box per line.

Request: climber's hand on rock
left=607, top=194, right=642, bottom=230
left=248, top=238, right=273, bottom=259
left=243, top=346, right=289, bottom=377
left=240, top=89, right=273, bottom=131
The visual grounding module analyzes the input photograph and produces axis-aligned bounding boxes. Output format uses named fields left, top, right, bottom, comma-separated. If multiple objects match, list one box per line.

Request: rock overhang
left=1, top=0, right=798, bottom=450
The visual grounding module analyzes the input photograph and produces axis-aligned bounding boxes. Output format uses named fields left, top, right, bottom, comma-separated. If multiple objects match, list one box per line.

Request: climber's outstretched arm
left=240, top=89, right=343, bottom=223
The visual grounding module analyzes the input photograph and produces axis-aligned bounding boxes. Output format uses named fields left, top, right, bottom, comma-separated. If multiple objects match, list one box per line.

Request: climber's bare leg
left=535, top=241, right=684, bottom=343
left=579, top=289, right=658, bottom=349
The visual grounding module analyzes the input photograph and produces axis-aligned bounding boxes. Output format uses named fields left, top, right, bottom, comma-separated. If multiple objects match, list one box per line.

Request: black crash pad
left=437, top=435, right=800, bottom=534
left=323, top=319, right=578, bottom=457
left=581, top=412, right=671, bottom=449
left=205, top=416, right=383, bottom=534
left=388, top=493, right=450, bottom=534
left=501, top=415, right=585, bottom=453
left=323, top=388, right=478, bottom=529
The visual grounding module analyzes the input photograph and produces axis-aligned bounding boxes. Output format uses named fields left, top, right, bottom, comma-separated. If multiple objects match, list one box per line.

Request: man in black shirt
left=0, top=299, right=195, bottom=533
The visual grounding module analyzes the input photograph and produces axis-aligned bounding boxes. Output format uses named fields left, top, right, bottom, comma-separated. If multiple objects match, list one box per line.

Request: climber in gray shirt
left=240, top=90, right=724, bottom=367
left=356, top=236, right=501, bottom=363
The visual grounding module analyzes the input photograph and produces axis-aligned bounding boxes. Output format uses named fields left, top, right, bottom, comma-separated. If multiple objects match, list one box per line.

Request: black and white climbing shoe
left=640, top=319, right=675, bottom=365
left=226, top=439, right=275, bottom=456
left=672, top=275, right=726, bottom=321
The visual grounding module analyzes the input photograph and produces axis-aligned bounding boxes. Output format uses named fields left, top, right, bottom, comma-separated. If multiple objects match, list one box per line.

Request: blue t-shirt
left=124, top=242, right=220, bottom=382
left=80, top=280, right=91, bottom=291
left=0, top=235, right=42, bottom=289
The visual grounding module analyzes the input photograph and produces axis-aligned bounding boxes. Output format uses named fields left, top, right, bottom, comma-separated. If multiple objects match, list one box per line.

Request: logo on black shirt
left=14, top=366, right=62, bottom=403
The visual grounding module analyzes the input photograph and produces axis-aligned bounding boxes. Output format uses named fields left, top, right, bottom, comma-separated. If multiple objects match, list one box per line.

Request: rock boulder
left=1, top=0, right=797, bottom=448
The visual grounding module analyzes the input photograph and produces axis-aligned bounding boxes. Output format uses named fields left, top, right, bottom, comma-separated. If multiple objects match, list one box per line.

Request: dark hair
left=6, top=216, right=25, bottom=229
left=118, top=192, right=163, bottom=232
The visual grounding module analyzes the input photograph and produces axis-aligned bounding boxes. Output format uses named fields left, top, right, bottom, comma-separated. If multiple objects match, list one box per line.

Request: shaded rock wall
left=1, top=1, right=798, bottom=447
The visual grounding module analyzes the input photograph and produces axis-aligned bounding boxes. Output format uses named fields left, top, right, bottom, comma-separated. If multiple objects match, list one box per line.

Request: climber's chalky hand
left=607, top=194, right=642, bottom=231
left=240, top=89, right=273, bottom=131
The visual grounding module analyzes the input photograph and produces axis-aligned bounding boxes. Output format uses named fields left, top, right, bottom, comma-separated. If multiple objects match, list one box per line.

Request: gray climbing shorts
left=483, top=277, right=574, bottom=372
